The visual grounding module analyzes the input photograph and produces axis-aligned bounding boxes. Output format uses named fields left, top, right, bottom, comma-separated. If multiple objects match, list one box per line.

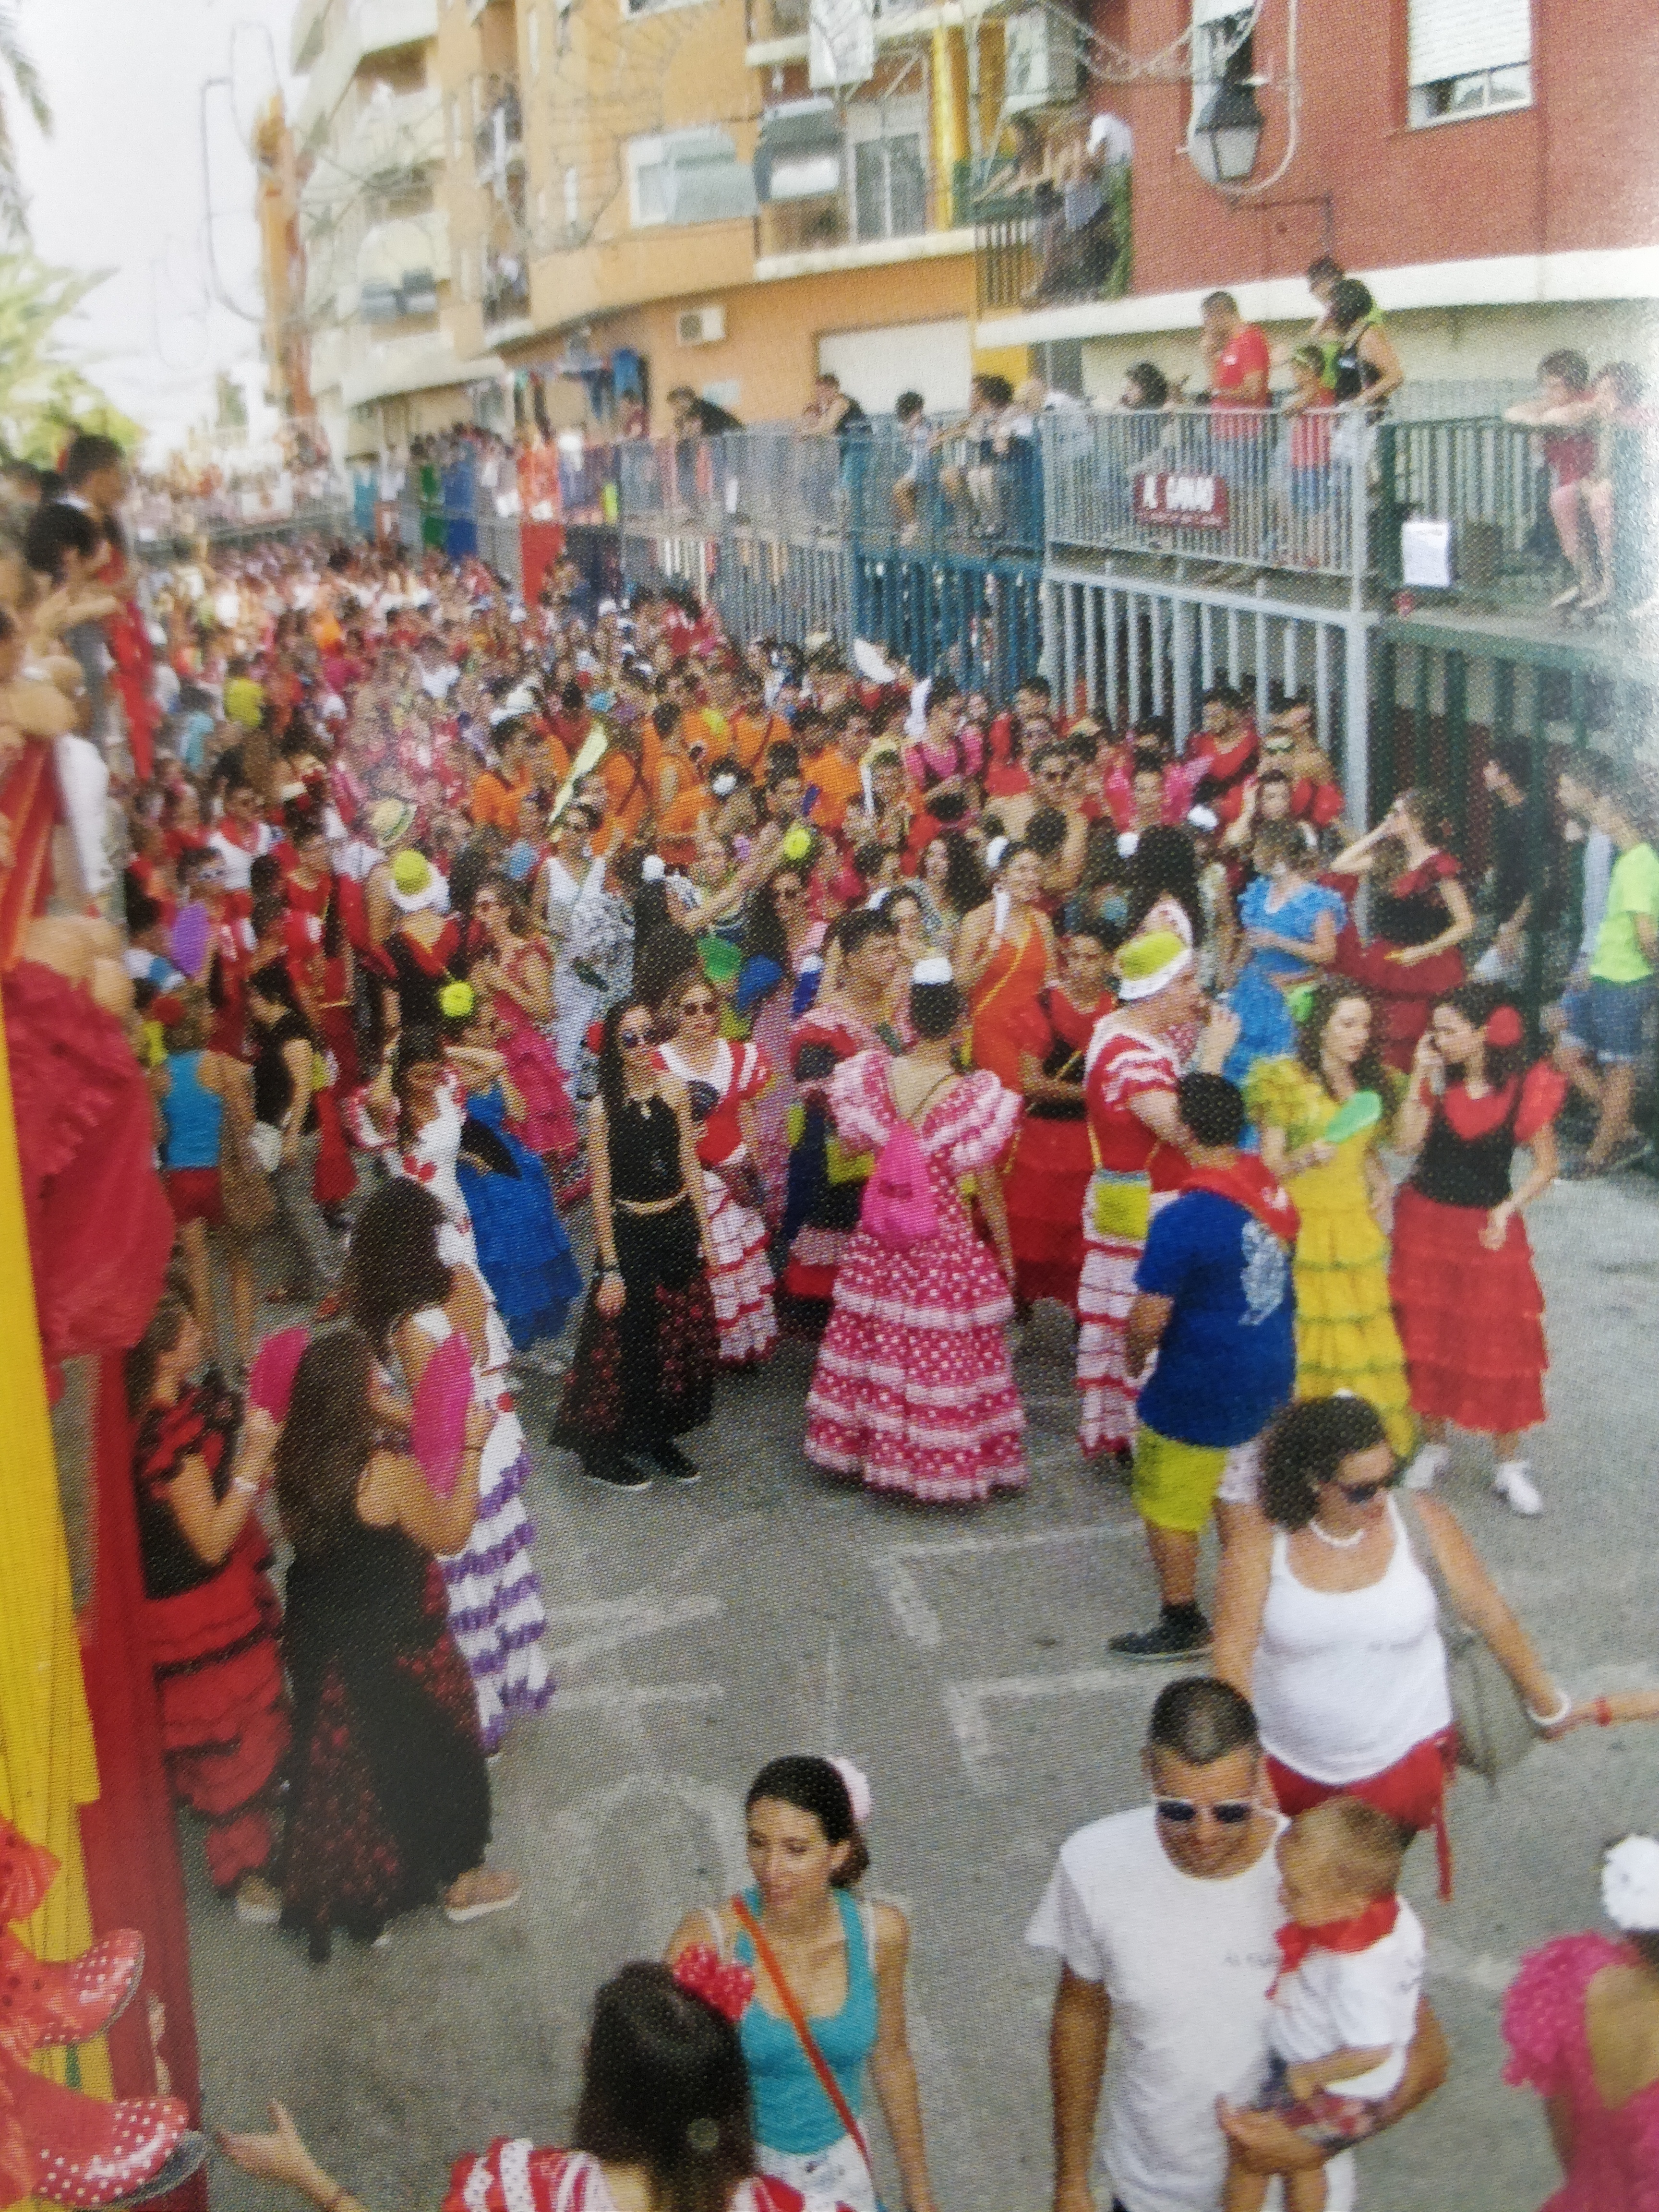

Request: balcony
left=481, top=250, right=531, bottom=333
left=474, top=79, right=524, bottom=191
left=743, top=0, right=969, bottom=66
left=302, top=84, right=444, bottom=218
left=296, top=0, right=439, bottom=143
left=969, top=150, right=1130, bottom=316
left=752, top=97, right=974, bottom=276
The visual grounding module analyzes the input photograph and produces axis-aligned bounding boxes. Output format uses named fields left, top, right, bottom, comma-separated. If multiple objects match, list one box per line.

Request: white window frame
left=626, top=134, right=672, bottom=226
left=563, top=164, right=580, bottom=233
left=528, top=8, right=541, bottom=74
left=843, top=94, right=927, bottom=243
left=1188, top=3, right=1251, bottom=133
left=620, top=0, right=709, bottom=21
left=1407, top=0, right=1532, bottom=129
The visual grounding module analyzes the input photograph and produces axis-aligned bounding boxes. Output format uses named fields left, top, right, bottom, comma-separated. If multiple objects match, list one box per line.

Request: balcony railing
left=970, top=157, right=1131, bottom=315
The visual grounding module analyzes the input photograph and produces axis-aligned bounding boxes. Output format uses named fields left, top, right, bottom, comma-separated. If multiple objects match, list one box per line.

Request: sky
left=12, top=0, right=299, bottom=460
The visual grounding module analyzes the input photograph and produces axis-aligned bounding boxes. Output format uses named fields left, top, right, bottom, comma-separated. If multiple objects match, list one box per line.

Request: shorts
left=1131, top=1425, right=1230, bottom=1534
left=1559, top=974, right=1654, bottom=1063
left=166, top=1166, right=224, bottom=1228
left=1251, top=2053, right=1389, bottom=2151
left=758, top=2136, right=876, bottom=2212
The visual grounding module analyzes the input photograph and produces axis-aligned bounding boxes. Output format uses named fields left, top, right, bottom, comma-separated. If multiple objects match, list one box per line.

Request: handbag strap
left=729, top=1896, right=874, bottom=2171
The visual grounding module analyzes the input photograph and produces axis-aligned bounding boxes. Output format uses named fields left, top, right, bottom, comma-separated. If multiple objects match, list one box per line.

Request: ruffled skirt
left=1292, top=1195, right=1414, bottom=1453
left=1389, top=1185, right=1547, bottom=1433
left=805, top=1223, right=1025, bottom=1503
left=440, top=1422, right=552, bottom=1752
left=703, top=1167, right=777, bottom=1365
left=1003, top=1116, right=1091, bottom=1313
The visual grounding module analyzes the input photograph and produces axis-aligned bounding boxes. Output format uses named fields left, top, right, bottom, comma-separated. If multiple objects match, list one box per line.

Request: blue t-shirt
left=1134, top=1190, right=1296, bottom=1447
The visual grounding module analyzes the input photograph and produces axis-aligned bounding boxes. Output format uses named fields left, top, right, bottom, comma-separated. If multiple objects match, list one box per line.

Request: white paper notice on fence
left=1401, top=518, right=1453, bottom=589
left=494, top=491, right=521, bottom=517
left=725, top=474, right=740, bottom=515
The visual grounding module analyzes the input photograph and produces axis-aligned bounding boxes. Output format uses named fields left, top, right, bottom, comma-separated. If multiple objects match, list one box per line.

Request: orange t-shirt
left=657, top=766, right=713, bottom=868
left=680, top=707, right=730, bottom=767
left=807, top=746, right=865, bottom=834
left=731, top=710, right=791, bottom=777
left=471, top=764, right=535, bottom=831
left=596, top=730, right=662, bottom=844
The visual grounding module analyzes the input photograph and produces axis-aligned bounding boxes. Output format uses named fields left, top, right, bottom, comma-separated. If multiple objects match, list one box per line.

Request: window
left=1189, top=0, right=1251, bottom=133
left=845, top=97, right=926, bottom=242
left=1408, top=0, right=1531, bottom=126
left=626, top=128, right=755, bottom=226
left=447, top=93, right=460, bottom=159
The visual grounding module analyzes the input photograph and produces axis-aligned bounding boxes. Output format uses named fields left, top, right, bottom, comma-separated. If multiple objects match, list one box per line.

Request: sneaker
left=1403, top=1442, right=1449, bottom=1492
left=1109, top=1613, right=1212, bottom=1662
left=233, top=1874, right=283, bottom=1927
left=1493, top=1460, right=1543, bottom=1516
left=581, top=1452, right=651, bottom=1492
left=649, top=1441, right=701, bottom=1485
left=444, top=1869, right=522, bottom=1925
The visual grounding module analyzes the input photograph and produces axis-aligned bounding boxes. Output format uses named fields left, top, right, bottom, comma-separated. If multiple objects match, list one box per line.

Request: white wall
left=817, top=316, right=973, bottom=415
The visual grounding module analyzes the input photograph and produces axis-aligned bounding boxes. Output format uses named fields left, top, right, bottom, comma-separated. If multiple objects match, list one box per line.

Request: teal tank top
left=163, top=1049, right=223, bottom=1171
left=733, top=1886, right=879, bottom=2155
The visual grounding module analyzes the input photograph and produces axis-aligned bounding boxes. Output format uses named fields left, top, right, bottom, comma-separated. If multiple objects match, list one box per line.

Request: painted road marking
left=546, top=1593, right=722, bottom=1670
left=942, top=1665, right=1153, bottom=1790
left=873, top=1523, right=1142, bottom=1650
left=548, top=1682, right=725, bottom=1715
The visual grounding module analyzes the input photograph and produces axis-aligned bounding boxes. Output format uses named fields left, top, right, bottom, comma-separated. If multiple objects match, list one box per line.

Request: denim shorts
left=1559, top=975, right=1655, bottom=1063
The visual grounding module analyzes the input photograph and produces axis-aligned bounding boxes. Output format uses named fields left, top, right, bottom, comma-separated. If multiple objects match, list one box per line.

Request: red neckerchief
left=1181, top=1154, right=1299, bottom=1243
left=1271, top=1893, right=1399, bottom=1996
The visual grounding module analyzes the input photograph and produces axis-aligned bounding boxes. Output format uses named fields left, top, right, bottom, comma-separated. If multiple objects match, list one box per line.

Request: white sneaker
left=1403, top=1443, right=1449, bottom=1492
left=1494, top=1460, right=1543, bottom=1516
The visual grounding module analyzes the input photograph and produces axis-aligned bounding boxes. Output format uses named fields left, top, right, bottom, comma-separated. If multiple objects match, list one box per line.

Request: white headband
left=641, top=854, right=667, bottom=883
left=912, top=955, right=952, bottom=985
left=1117, top=944, right=1193, bottom=1001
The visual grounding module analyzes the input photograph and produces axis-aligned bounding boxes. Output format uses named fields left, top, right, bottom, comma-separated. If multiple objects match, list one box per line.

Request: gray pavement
left=188, top=1166, right=1659, bottom=2212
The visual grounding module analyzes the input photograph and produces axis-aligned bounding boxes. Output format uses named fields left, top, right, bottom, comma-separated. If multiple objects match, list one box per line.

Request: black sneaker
left=1109, top=1613, right=1213, bottom=1662
left=649, top=1441, right=701, bottom=1486
left=582, top=1451, right=652, bottom=1492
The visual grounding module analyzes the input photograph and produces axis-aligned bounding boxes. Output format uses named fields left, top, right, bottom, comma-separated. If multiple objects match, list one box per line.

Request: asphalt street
left=187, top=1165, right=1659, bottom=2212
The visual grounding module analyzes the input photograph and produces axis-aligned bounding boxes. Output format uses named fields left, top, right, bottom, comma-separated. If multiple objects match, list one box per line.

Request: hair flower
left=1483, top=1005, right=1524, bottom=1049
left=1602, top=1834, right=1659, bottom=1932
left=672, top=1944, right=755, bottom=2023
left=829, top=1755, right=875, bottom=1825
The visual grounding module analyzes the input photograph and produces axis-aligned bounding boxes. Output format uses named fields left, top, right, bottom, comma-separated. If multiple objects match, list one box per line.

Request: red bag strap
left=729, top=1896, right=874, bottom=2171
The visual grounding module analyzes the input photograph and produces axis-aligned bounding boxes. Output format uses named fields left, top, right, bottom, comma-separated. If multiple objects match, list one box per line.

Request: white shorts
left=1216, top=1435, right=1262, bottom=1506
left=757, top=2134, right=878, bottom=2212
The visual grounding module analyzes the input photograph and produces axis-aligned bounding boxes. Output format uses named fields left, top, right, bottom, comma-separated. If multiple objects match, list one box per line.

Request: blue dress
left=1224, top=876, right=1347, bottom=1089
left=456, top=1085, right=583, bottom=1350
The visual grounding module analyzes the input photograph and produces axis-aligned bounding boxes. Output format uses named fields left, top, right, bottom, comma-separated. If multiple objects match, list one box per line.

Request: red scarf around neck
left=1181, top=1154, right=1299, bottom=1243
left=1270, top=1893, right=1399, bottom=1996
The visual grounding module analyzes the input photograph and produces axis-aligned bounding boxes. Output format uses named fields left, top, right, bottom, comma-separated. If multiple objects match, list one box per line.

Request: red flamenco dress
left=132, top=1378, right=291, bottom=1894
left=1335, top=851, right=1465, bottom=1071
left=487, top=941, right=580, bottom=1164
left=446, top=2146, right=839, bottom=2212
left=656, top=1036, right=777, bottom=1366
left=1001, top=985, right=1105, bottom=1313
left=1389, top=1063, right=1564, bottom=1435
left=805, top=1052, right=1026, bottom=1503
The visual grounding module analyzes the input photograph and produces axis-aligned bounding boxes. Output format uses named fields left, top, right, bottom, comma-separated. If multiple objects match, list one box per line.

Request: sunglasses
left=618, top=1025, right=653, bottom=1048
left=1332, top=1468, right=1403, bottom=1506
left=680, top=996, right=718, bottom=1015
left=1154, top=1797, right=1257, bottom=1827
left=775, top=884, right=803, bottom=900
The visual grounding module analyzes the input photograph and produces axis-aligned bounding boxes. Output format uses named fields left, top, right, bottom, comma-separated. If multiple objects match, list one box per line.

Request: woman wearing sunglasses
left=655, top=972, right=778, bottom=1367
left=1213, top=1395, right=1569, bottom=1898
left=551, top=1001, right=719, bottom=1489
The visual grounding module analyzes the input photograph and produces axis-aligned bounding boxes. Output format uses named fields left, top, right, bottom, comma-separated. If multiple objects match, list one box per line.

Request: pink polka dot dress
left=1500, top=1933, right=1659, bottom=2212
left=804, top=1052, right=1027, bottom=1505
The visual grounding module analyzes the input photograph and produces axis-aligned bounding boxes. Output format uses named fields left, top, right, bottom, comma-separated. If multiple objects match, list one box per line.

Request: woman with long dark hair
left=247, top=961, right=341, bottom=1305
left=1124, top=823, right=1205, bottom=946
left=1245, top=979, right=1413, bottom=1452
left=125, top=1294, right=290, bottom=1921
left=667, top=1755, right=940, bottom=2212
left=1391, top=980, right=1563, bottom=1514
left=273, top=1324, right=517, bottom=1958
left=1332, top=788, right=1474, bottom=1070
left=468, top=870, right=580, bottom=1184
left=736, top=866, right=822, bottom=1223
left=551, top=1001, right=718, bottom=1489
left=222, top=1957, right=837, bottom=2212
left=346, top=1178, right=552, bottom=1752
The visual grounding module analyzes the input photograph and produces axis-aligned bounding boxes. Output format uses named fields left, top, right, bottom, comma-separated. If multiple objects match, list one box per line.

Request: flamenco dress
left=1389, top=1065, right=1564, bottom=1434
left=657, top=1037, right=778, bottom=1365
left=1335, top=853, right=1464, bottom=1071
left=967, top=914, right=1048, bottom=1090
left=407, top=1301, right=553, bottom=1751
left=552, top=1092, right=718, bottom=1456
left=444, top=2146, right=826, bottom=2212
left=780, top=1001, right=903, bottom=1331
left=456, top=1084, right=583, bottom=1352
left=279, top=1520, right=491, bottom=1960
left=132, top=1378, right=291, bottom=1894
left=805, top=1053, right=1026, bottom=1503
left=1223, top=877, right=1346, bottom=1089
left=1501, top=1933, right=1659, bottom=2212
left=488, top=943, right=585, bottom=1202
left=1000, top=986, right=1103, bottom=1312
left=395, top=1071, right=478, bottom=1267
left=1245, top=1058, right=1414, bottom=1454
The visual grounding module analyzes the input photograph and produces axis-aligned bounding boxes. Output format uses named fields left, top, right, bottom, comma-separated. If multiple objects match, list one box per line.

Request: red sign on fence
left=1133, top=469, right=1230, bottom=530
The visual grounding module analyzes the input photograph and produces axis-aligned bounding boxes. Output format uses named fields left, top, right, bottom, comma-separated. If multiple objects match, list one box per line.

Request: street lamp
left=1189, top=70, right=1265, bottom=188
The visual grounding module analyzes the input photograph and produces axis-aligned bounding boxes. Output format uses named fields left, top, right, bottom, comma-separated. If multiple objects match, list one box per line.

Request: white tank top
left=1252, top=1498, right=1452, bottom=1784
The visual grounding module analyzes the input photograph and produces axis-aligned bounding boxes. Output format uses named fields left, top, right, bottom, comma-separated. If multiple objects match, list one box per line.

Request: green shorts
left=1132, top=1426, right=1230, bottom=1534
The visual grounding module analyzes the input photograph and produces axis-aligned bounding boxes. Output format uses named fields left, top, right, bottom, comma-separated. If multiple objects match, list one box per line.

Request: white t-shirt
left=1269, top=1901, right=1425, bottom=2104
left=209, top=822, right=276, bottom=894
left=1027, top=1808, right=1354, bottom=2212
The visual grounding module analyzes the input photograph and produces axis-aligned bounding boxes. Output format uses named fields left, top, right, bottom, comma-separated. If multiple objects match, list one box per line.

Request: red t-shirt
left=1213, top=325, right=1271, bottom=437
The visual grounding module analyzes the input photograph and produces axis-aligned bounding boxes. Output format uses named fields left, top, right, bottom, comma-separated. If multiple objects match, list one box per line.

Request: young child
left=1222, top=1797, right=1427, bottom=2212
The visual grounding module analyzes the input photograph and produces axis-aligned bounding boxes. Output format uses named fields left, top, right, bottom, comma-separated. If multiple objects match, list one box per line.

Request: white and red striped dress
left=657, top=1036, right=778, bottom=1366
left=446, top=2144, right=847, bottom=2212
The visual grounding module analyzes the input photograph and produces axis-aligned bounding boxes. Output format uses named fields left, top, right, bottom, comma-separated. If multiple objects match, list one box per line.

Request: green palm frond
left=0, top=253, right=144, bottom=460
left=0, top=6, right=48, bottom=245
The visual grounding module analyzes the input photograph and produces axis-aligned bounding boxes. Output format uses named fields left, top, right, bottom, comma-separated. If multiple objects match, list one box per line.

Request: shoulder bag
left=1405, top=1498, right=1536, bottom=1788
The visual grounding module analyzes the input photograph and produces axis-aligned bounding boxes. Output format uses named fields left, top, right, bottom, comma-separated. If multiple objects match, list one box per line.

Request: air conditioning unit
left=1003, top=8, right=1083, bottom=110
left=677, top=305, right=727, bottom=347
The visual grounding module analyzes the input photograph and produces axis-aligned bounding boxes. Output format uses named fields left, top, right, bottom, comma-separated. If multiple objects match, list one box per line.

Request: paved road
left=189, top=1169, right=1659, bottom=2212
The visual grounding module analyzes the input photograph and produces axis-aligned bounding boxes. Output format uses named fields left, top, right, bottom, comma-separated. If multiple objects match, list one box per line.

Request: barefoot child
left=1222, top=1797, right=1426, bottom=2212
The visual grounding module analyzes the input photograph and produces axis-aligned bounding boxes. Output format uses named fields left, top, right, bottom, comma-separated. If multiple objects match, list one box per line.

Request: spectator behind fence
left=1200, top=291, right=1271, bottom=428
left=891, top=390, right=930, bottom=541
left=1323, top=279, right=1404, bottom=413
left=1505, top=352, right=1603, bottom=612
left=668, top=386, right=744, bottom=438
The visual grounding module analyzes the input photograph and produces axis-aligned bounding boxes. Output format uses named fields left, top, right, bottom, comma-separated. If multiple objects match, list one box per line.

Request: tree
left=0, top=3, right=48, bottom=243
left=0, top=255, right=143, bottom=462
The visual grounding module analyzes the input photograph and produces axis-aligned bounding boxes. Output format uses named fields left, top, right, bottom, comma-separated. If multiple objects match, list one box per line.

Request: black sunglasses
left=618, top=1025, right=652, bottom=1048
left=1332, top=1467, right=1404, bottom=1507
left=1154, top=1797, right=1256, bottom=1827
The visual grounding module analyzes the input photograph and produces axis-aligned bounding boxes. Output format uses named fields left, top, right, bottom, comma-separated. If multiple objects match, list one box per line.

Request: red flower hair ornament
left=672, top=1946, right=755, bottom=2023
left=1483, top=1005, right=1524, bottom=1048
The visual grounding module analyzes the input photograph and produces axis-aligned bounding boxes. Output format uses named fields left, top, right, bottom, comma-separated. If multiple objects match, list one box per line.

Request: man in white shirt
left=1028, top=1679, right=1446, bottom=2212
left=208, top=778, right=278, bottom=893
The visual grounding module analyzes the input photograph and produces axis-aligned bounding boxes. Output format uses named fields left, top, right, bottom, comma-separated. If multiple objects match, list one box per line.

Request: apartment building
left=974, top=0, right=1659, bottom=402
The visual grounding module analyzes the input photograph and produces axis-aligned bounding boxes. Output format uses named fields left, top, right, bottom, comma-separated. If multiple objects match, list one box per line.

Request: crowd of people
left=2, top=442, right=1658, bottom=2212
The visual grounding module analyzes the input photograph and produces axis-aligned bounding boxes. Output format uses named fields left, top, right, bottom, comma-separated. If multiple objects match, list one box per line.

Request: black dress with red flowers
left=279, top=1520, right=490, bottom=1960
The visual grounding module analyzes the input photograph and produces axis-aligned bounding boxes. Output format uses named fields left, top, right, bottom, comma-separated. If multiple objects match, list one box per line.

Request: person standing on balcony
left=1505, top=352, right=1604, bottom=612
left=1201, top=292, right=1271, bottom=421
left=668, top=387, right=744, bottom=439
left=799, top=371, right=868, bottom=442
left=1325, top=280, right=1404, bottom=415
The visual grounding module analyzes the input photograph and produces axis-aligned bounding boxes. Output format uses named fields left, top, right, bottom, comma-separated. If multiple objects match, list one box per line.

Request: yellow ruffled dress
left=1246, top=1057, right=1414, bottom=1454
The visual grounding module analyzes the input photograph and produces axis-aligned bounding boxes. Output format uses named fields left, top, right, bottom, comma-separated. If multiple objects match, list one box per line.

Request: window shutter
left=1192, top=0, right=1250, bottom=27
left=1408, top=0, right=1531, bottom=86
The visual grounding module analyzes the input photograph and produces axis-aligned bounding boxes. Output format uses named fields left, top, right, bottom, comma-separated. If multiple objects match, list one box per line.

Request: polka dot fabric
left=805, top=1056, right=1026, bottom=1504
left=1500, top=1933, right=1659, bottom=2212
